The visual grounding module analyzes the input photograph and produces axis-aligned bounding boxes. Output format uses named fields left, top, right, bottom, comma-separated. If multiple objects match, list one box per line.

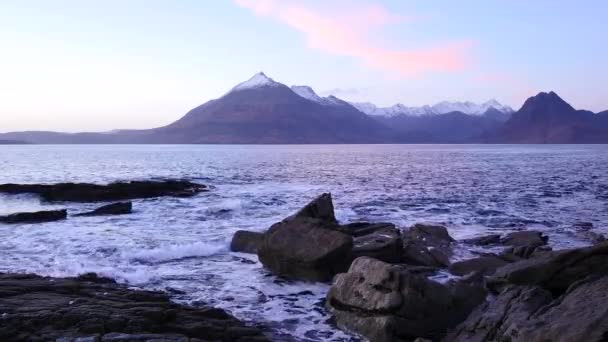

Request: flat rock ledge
left=0, top=273, right=268, bottom=342
left=0, top=180, right=207, bottom=202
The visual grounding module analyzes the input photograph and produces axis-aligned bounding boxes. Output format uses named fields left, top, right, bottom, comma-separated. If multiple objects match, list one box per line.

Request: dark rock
left=230, top=230, right=264, bottom=254
left=0, top=273, right=268, bottom=342
left=446, top=285, right=553, bottom=342
left=258, top=219, right=352, bottom=281
left=401, top=224, right=454, bottom=268
left=0, top=209, right=67, bottom=224
left=349, top=223, right=403, bottom=263
left=461, top=234, right=501, bottom=246
left=590, top=232, right=606, bottom=244
left=404, top=224, right=455, bottom=248
left=289, top=192, right=337, bottom=224
left=0, top=180, right=206, bottom=202
left=488, top=241, right=608, bottom=295
left=449, top=254, right=510, bottom=276
left=500, top=230, right=548, bottom=247
left=74, top=202, right=132, bottom=217
left=327, top=257, right=486, bottom=342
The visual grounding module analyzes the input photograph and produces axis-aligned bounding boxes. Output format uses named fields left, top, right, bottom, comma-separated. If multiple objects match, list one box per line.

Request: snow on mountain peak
left=291, top=85, right=345, bottom=106
left=232, top=72, right=282, bottom=91
left=353, top=99, right=513, bottom=117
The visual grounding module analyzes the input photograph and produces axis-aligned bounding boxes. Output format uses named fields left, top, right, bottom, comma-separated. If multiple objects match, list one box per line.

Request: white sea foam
left=124, top=241, right=226, bottom=263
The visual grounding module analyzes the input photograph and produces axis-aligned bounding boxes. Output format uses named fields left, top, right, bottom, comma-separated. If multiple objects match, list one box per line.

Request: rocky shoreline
left=232, top=193, right=608, bottom=341
left=2, top=180, right=607, bottom=341
left=0, top=273, right=268, bottom=342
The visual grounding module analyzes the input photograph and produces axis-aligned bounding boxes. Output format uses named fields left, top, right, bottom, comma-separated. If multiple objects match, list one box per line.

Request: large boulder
left=344, top=222, right=403, bottom=263
left=500, top=230, right=548, bottom=247
left=74, top=202, right=132, bottom=217
left=402, top=224, right=454, bottom=268
left=257, top=193, right=353, bottom=281
left=0, top=273, right=268, bottom=341
left=0, top=209, right=67, bottom=224
left=0, top=180, right=206, bottom=202
left=488, top=241, right=608, bottom=294
left=448, top=254, right=510, bottom=276
left=327, top=257, right=486, bottom=342
left=230, top=230, right=264, bottom=254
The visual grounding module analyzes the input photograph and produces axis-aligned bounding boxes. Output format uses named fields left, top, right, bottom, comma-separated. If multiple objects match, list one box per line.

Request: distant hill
left=485, top=91, right=608, bottom=143
left=0, top=139, right=28, bottom=144
left=0, top=74, right=606, bottom=144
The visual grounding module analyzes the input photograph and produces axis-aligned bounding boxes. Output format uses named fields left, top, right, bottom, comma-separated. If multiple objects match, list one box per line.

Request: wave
left=124, top=241, right=226, bottom=264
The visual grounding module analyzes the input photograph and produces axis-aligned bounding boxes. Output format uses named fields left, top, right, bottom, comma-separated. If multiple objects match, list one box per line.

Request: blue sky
left=1, top=0, right=606, bottom=131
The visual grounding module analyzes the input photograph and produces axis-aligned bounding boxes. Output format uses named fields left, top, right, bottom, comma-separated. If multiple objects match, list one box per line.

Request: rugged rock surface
left=0, top=209, right=67, bottom=224
left=402, top=224, right=453, bottom=267
left=257, top=193, right=353, bottom=281
left=448, top=254, right=510, bottom=276
left=74, top=202, right=133, bottom=217
left=327, top=257, right=486, bottom=342
left=0, top=273, right=268, bottom=342
left=230, top=230, right=264, bottom=254
left=488, top=241, right=608, bottom=294
left=461, top=234, right=501, bottom=246
left=500, top=230, right=548, bottom=247
left=0, top=180, right=206, bottom=202
left=344, top=222, right=403, bottom=263
left=448, top=242, right=608, bottom=341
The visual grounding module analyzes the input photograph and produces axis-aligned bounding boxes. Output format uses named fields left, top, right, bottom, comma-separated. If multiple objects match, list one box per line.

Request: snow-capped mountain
left=291, top=85, right=345, bottom=106
left=352, top=100, right=514, bottom=117
left=231, top=72, right=283, bottom=92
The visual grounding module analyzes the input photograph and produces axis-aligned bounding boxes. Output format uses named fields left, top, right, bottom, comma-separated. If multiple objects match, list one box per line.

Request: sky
left=1, top=0, right=607, bottom=132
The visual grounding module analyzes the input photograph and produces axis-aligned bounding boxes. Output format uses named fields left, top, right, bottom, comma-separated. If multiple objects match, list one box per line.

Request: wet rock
left=327, top=257, right=486, bottom=342
left=404, top=224, right=455, bottom=249
left=590, top=232, right=606, bottom=244
left=74, top=202, right=132, bottom=217
left=348, top=223, right=403, bottom=263
left=0, top=209, right=67, bottom=224
left=500, top=230, right=548, bottom=247
left=501, top=244, right=552, bottom=260
left=0, top=180, right=206, bottom=202
left=0, top=273, right=268, bottom=342
left=230, top=230, right=264, bottom=254
left=401, top=224, right=453, bottom=268
left=488, top=242, right=608, bottom=294
left=461, top=234, right=501, bottom=246
left=257, top=193, right=352, bottom=281
left=449, top=254, right=510, bottom=276
left=446, top=285, right=553, bottom=342
left=289, top=192, right=337, bottom=224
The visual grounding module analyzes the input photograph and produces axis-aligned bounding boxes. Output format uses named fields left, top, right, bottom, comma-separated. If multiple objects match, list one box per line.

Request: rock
left=347, top=223, right=403, bottom=263
left=0, top=209, right=67, bottom=224
left=446, top=285, right=553, bottom=342
left=258, top=219, right=352, bottom=281
left=500, top=230, right=548, bottom=247
left=74, top=202, right=132, bottom=217
left=449, top=254, right=510, bottom=276
left=401, top=224, right=453, bottom=268
left=289, top=192, right=337, bottom=224
left=404, top=224, right=455, bottom=248
left=402, top=240, right=450, bottom=267
left=461, top=234, right=501, bottom=246
left=488, top=242, right=608, bottom=294
left=230, top=230, right=264, bottom=254
left=0, top=273, right=268, bottom=342
left=590, top=232, right=606, bottom=244
left=516, top=275, right=608, bottom=341
left=0, top=180, right=206, bottom=202
left=327, top=257, right=486, bottom=342
left=448, top=274, right=608, bottom=342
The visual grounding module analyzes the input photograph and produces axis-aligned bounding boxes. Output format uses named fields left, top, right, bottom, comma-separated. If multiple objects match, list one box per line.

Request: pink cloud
left=234, top=0, right=471, bottom=77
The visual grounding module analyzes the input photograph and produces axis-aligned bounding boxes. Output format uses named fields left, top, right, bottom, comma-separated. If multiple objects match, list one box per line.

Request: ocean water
left=1, top=144, right=607, bottom=341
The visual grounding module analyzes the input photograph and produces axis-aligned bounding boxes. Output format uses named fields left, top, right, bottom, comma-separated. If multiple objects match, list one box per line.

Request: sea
left=1, top=144, right=607, bottom=341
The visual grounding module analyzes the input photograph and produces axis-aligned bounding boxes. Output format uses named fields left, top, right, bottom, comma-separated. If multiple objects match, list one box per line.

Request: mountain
left=486, top=91, right=608, bottom=143
left=0, top=139, right=28, bottom=144
left=150, top=72, right=401, bottom=143
left=352, top=99, right=514, bottom=117
left=374, top=109, right=510, bottom=143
